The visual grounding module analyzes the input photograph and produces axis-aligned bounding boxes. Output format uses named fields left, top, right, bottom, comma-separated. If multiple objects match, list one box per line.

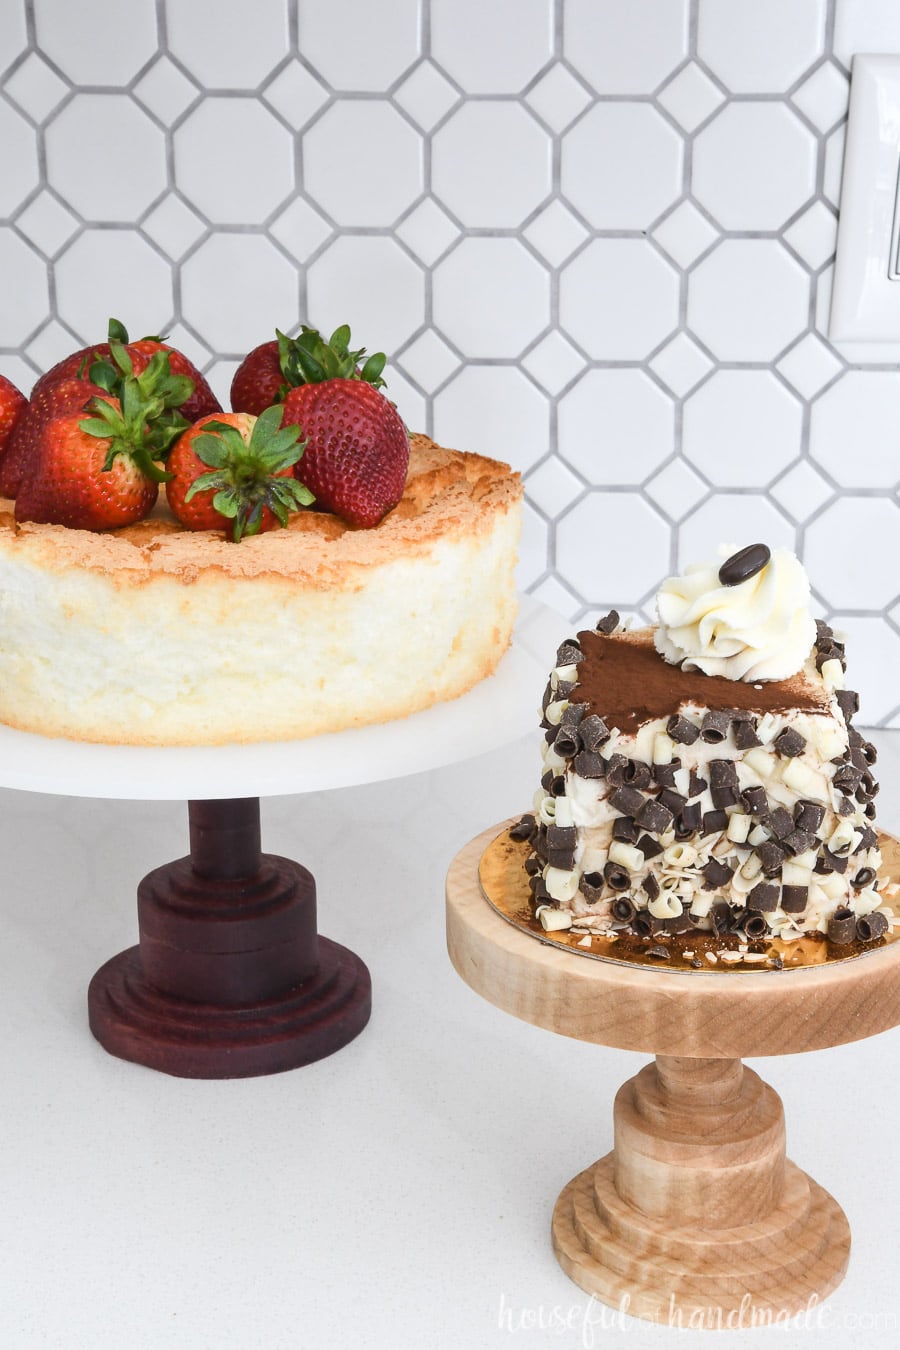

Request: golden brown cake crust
left=0, top=434, right=523, bottom=587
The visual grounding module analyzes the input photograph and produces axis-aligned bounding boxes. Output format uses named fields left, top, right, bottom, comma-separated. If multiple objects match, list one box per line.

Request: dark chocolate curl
left=756, top=840, right=786, bottom=877
left=701, top=809, right=728, bottom=835
left=675, top=802, right=701, bottom=838
left=574, top=751, right=606, bottom=779
left=766, top=806, right=794, bottom=840
left=613, top=816, right=640, bottom=844
left=666, top=714, right=699, bottom=745
left=780, top=885, right=808, bottom=914
left=642, top=874, right=660, bottom=901
left=604, top=754, right=629, bottom=787
left=852, top=866, right=876, bottom=890
left=835, top=688, right=859, bottom=723
left=733, top=719, right=762, bottom=750
left=555, top=641, right=583, bottom=666
left=741, top=785, right=769, bottom=817
left=579, top=872, right=604, bottom=902
left=827, top=907, right=857, bottom=945
left=595, top=610, right=620, bottom=635
left=579, top=714, right=610, bottom=753
left=782, top=829, right=816, bottom=857
left=688, top=770, right=708, bottom=799
left=742, top=912, right=769, bottom=939
left=794, top=800, right=825, bottom=834
left=553, top=726, right=581, bottom=759
left=857, top=911, right=889, bottom=942
left=637, top=834, right=664, bottom=861
left=546, top=825, right=576, bottom=851
left=747, top=882, right=779, bottom=912
left=658, top=787, right=687, bottom=816
left=623, top=759, right=652, bottom=790
left=700, top=709, right=730, bottom=743
left=709, top=901, right=733, bottom=936
left=611, top=896, right=636, bottom=923
left=634, top=798, right=674, bottom=835
left=652, top=761, right=679, bottom=787
left=701, top=858, right=733, bottom=890
left=633, top=912, right=665, bottom=937
left=509, top=815, right=536, bottom=843
left=609, top=785, right=645, bottom=817
left=774, top=726, right=806, bottom=758
left=603, top=861, right=631, bottom=890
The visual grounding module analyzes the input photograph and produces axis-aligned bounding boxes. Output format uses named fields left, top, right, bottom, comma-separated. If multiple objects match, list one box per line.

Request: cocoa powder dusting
left=573, top=628, right=829, bottom=734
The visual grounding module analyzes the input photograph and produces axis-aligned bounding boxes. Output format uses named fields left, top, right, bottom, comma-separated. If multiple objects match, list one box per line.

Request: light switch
left=831, top=54, right=900, bottom=341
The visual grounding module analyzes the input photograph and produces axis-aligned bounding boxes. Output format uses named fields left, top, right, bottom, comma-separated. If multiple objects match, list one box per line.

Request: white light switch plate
left=831, top=54, right=900, bottom=341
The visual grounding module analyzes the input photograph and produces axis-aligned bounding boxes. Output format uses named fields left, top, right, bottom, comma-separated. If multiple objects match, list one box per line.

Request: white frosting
left=654, top=546, right=816, bottom=682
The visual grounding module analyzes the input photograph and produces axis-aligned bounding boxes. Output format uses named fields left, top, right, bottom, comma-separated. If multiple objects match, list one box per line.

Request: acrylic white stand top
left=0, top=596, right=568, bottom=801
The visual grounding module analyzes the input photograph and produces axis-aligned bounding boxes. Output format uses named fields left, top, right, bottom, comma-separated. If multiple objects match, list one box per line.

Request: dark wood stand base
left=87, top=798, right=371, bottom=1079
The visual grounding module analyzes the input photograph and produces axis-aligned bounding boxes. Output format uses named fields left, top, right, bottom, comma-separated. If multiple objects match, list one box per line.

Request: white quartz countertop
left=2, top=729, right=900, bottom=1350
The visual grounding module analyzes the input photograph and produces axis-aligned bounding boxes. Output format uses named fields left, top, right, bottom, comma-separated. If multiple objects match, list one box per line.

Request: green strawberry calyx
left=274, top=323, right=387, bottom=401
left=186, top=405, right=315, bottom=542
left=85, top=327, right=193, bottom=457
left=77, top=375, right=178, bottom=485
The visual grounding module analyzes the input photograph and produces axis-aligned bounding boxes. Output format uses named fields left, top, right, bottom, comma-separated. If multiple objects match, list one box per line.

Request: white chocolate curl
left=654, top=546, right=816, bottom=682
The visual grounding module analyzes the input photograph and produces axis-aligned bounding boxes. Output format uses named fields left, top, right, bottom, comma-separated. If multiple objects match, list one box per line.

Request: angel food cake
left=0, top=434, right=522, bottom=745
left=512, top=545, right=894, bottom=959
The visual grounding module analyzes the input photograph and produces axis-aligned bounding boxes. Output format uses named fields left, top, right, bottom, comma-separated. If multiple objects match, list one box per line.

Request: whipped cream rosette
left=512, top=545, right=896, bottom=967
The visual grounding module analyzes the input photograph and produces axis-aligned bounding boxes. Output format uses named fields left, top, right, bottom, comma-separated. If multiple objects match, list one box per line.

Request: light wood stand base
left=551, top=1056, right=849, bottom=1328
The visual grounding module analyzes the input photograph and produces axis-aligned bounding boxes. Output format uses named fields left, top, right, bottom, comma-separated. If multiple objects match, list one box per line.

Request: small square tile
left=140, top=194, right=207, bottom=260
left=521, top=331, right=586, bottom=394
left=524, top=456, right=585, bottom=516
left=648, top=332, right=714, bottom=397
left=13, top=190, right=81, bottom=258
left=395, top=197, right=459, bottom=265
left=643, top=458, right=708, bottom=520
left=767, top=459, right=835, bottom=522
left=791, top=60, right=849, bottom=131
left=651, top=200, right=718, bottom=269
left=783, top=200, right=837, bottom=271
left=3, top=52, right=69, bottom=121
left=656, top=62, right=725, bottom=132
left=523, top=200, right=589, bottom=267
left=262, top=59, right=329, bottom=127
left=525, top=62, right=592, bottom=132
left=528, top=573, right=582, bottom=619
left=392, top=60, right=459, bottom=130
left=269, top=196, right=333, bottom=260
left=776, top=333, right=844, bottom=398
left=25, top=318, right=89, bottom=373
left=133, top=56, right=199, bottom=124
left=396, top=329, right=460, bottom=390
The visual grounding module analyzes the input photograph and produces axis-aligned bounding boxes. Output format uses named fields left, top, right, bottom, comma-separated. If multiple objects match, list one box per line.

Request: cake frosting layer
left=0, top=434, right=522, bottom=745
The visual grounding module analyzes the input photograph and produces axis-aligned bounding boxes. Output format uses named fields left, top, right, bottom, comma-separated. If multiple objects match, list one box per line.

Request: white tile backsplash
left=1, top=0, right=899, bottom=723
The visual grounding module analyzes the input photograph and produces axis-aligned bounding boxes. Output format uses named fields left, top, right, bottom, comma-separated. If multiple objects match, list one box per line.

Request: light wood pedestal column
left=446, top=824, right=900, bottom=1329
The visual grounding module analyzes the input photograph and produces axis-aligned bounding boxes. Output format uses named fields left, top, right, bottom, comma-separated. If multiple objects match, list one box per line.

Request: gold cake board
left=446, top=823, right=900, bottom=1328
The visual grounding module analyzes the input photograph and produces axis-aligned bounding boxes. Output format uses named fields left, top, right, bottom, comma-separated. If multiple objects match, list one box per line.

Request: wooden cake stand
left=0, top=603, right=553, bottom=1080
left=446, top=823, right=900, bottom=1327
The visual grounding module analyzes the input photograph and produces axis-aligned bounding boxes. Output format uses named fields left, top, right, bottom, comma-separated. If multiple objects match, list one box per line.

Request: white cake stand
left=1, top=598, right=562, bottom=1079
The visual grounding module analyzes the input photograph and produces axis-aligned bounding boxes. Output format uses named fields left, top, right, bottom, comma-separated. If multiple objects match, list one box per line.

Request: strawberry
left=0, top=375, right=108, bottom=499
left=281, top=377, right=409, bottom=528
left=15, top=377, right=175, bottom=531
left=230, top=324, right=386, bottom=416
left=166, top=405, right=314, bottom=541
left=0, top=374, right=26, bottom=459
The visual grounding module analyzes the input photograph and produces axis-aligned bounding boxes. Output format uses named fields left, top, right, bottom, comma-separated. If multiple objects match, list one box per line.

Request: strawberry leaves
left=276, top=324, right=387, bottom=396
left=186, top=404, right=315, bottom=542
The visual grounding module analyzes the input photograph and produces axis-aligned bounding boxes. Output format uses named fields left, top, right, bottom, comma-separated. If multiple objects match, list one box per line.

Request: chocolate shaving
left=612, top=896, right=636, bottom=923
left=658, top=787, right=687, bottom=816
left=637, top=834, right=664, bottom=860
left=553, top=725, right=581, bottom=759
left=709, top=902, right=733, bottom=936
left=666, top=714, right=699, bottom=745
left=613, top=816, right=640, bottom=844
left=733, top=719, right=762, bottom=749
left=756, top=840, right=786, bottom=877
left=774, top=726, right=805, bottom=758
left=827, top=907, right=857, bottom=945
left=579, top=714, right=610, bottom=753
left=651, top=761, right=679, bottom=787
left=573, top=751, right=606, bottom=779
left=766, top=806, right=794, bottom=840
left=595, top=610, right=620, bottom=635
left=560, top=701, right=587, bottom=725
left=747, top=882, right=779, bottom=912
left=603, top=861, right=631, bottom=890
left=794, top=800, right=825, bottom=834
left=641, top=874, right=660, bottom=902
left=623, top=759, right=652, bottom=790
left=742, top=912, right=769, bottom=939
left=782, top=829, right=816, bottom=857
left=852, top=866, right=876, bottom=890
left=546, top=825, right=576, bottom=851
left=817, top=847, right=848, bottom=875
left=780, top=884, right=808, bottom=914
left=701, top=858, right=733, bottom=890
left=700, top=709, right=730, bottom=743
left=741, top=785, right=769, bottom=817
left=857, top=911, right=888, bottom=942
left=550, top=776, right=566, bottom=797
left=547, top=848, right=575, bottom=870
left=635, top=798, right=674, bottom=835
left=608, top=785, right=645, bottom=817
left=688, top=770, right=708, bottom=799
left=579, top=872, right=603, bottom=902
left=509, top=815, right=537, bottom=843
left=633, top=912, right=665, bottom=937
left=701, top=809, right=728, bottom=835
left=555, top=642, right=583, bottom=666
left=675, top=802, right=701, bottom=838
left=604, top=754, right=629, bottom=787
left=710, top=783, right=739, bottom=809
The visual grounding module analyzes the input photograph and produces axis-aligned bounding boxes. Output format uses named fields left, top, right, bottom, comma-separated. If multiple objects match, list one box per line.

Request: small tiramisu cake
left=513, top=544, right=893, bottom=956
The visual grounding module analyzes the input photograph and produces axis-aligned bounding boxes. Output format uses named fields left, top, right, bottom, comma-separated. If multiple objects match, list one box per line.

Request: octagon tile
left=558, top=369, right=675, bottom=484
left=557, top=492, right=671, bottom=606
left=432, top=366, right=550, bottom=473
left=175, top=98, right=293, bottom=225
left=698, top=0, right=826, bottom=92
left=181, top=233, right=298, bottom=353
left=55, top=229, right=173, bottom=342
left=561, top=103, right=683, bottom=230
left=303, top=101, right=422, bottom=226
left=307, top=236, right=425, bottom=355
left=560, top=239, right=679, bottom=360
left=0, top=102, right=39, bottom=218
left=564, top=0, right=689, bottom=94
left=167, top=0, right=289, bottom=90
left=433, top=238, right=549, bottom=358
left=46, top=95, right=167, bottom=222
left=677, top=495, right=796, bottom=570
left=810, top=373, right=900, bottom=489
left=683, top=371, right=803, bottom=488
left=432, top=103, right=551, bottom=228
left=35, top=0, right=158, bottom=85
left=431, top=0, right=553, bottom=93
left=816, top=616, right=900, bottom=725
left=297, top=0, right=420, bottom=91
left=692, top=103, right=817, bottom=231
left=687, top=240, right=808, bottom=361
left=0, top=231, right=50, bottom=344
left=805, top=498, right=900, bottom=610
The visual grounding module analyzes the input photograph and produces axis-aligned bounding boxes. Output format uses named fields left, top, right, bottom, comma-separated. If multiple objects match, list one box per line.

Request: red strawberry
left=281, top=378, right=408, bottom=528
left=166, top=406, right=313, bottom=541
left=15, top=382, right=171, bottom=531
left=231, top=324, right=386, bottom=416
left=0, top=375, right=108, bottom=499
left=0, top=374, right=26, bottom=460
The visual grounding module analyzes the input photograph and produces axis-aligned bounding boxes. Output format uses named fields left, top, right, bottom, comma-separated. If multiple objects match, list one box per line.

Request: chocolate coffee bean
left=717, top=543, right=770, bottom=587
